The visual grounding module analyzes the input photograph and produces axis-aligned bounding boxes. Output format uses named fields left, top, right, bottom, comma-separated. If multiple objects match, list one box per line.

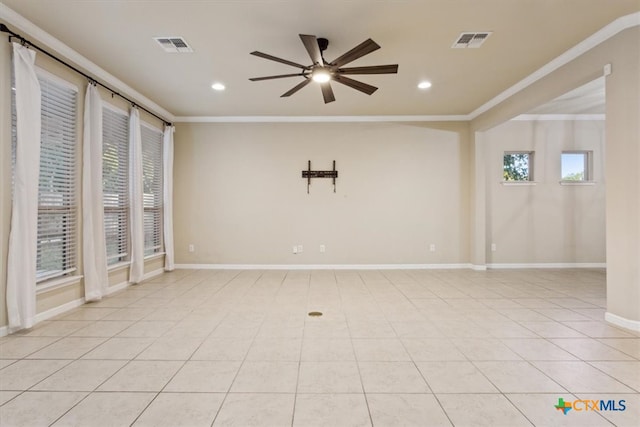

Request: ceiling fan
left=249, top=34, right=398, bottom=104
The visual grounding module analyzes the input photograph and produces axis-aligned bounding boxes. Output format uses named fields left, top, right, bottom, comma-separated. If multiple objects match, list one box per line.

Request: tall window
left=36, top=73, right=79, bottom=281
left=102, top=107, right=129, bottom=265
left=141, top=124, right=163, bottom=256
left=503, top=151, right=534, bottom=181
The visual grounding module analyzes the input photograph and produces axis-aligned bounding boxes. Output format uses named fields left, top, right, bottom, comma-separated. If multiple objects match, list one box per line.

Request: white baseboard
left=605, top=312, right=640, bottom=332
left=106, top=268, right=164, bottom=293
left=34, top=297, right=86, bottom=324
left=106, top=280, right=130, bottom=295
left=175, top=263, right=472, bottom=270
left=142, top=268, right=165, bottom=281
left=0, top=325, right=8, bottom=337
left=486, top=262, right=606, bottom=269
left=175, top=263, right=605, bottom=271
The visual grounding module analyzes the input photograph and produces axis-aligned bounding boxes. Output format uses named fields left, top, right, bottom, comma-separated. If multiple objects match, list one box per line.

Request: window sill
left=36, top=275, right=83, bottom=295
left=560, top=181, right=597, bottom=186
left=144, top=252, right=166, bottom=262
left=500, top=181, right=537, bottom=186
left=108, top=261, right=131, bottom=272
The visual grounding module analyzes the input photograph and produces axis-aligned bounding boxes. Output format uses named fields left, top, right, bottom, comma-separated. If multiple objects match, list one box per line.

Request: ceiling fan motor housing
left=317, top=37, right=329, bottom=53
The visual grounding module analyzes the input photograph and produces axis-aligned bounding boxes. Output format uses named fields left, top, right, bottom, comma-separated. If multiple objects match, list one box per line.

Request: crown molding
left=174, top=115, right=470, bottom=123
left=469, top=11, right=640, bottom=120
left=2, top=4, right=637, bottom=124
left=512, top=114, right=606, bottom=121
left=0, top=3, right=176, bottom=122
left=175, top=12, right=639, bottom=124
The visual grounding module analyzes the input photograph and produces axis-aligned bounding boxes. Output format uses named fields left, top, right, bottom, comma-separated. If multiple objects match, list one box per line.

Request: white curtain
left=129, top=107, right=144, bottom=283
left=163, top=125, right=175, bottom=271
left=6, top=43, right=41, bottom=332
left=82, top=83, right=108, bottom=301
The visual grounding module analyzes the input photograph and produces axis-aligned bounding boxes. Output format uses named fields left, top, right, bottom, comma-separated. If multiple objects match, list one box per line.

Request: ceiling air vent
left=153, top=37, right=193, bottom=53
left=452, top=32, right=492, bottom=48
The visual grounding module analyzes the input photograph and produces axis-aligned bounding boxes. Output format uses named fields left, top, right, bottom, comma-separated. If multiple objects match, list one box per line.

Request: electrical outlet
left=188, top=244, right=195, bottom=253
left=429, top=244, right=436, bottom=252
left=297, top=245, right=304, bottom=253
left=293, top=245, right=298, bottom=254
left=491, top=243, right=497, bottom=252
left=319, top=244, right=326, bottom=253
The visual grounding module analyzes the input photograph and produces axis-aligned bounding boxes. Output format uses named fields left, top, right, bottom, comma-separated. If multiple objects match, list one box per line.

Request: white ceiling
left=1, top=0, right=637, bottom=118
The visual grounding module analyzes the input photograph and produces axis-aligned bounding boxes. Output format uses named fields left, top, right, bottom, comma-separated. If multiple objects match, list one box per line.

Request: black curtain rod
left=0, top=23, right=172, bottom=126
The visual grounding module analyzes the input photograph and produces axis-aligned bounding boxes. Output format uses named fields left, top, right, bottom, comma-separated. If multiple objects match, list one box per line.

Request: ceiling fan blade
left=250, top=51, right=309, bottom=69
left=330, top=38, right=380, bottom=67
left=299, top=34, right=323, bottom=65
left=321, top=82, right=336, bottom=104
left=250, top=73, right=308, bottom=81
left=281, top=78, right=312, bottom=97
left=337, top=64, right=398, bottom=75
left=333, top=74, right=378, bottom=95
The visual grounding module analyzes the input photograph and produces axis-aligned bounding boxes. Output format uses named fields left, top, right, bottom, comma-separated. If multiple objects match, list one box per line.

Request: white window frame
left=140, top=122, right=164, bottom=258
left=561, top=150, right=593, bottom=183
left=102, top=103, right=130, bottom=266
left=503, top=151, right=535, bottom=182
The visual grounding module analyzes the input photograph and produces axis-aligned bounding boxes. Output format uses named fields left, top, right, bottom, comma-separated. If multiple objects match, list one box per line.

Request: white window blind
left=36, top=74, right=78, bottom=281
left=141, top=124, right=163, bottom=256
left=102, top=107, right=129, bottom=265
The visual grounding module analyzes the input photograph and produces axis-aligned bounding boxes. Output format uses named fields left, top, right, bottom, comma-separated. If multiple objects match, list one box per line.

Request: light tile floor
left=1, top=268, right=638, bottom=426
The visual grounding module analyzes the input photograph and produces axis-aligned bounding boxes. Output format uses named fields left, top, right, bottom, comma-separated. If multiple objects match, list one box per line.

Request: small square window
left=561, top=151, right=591, bottom=181
left=503, top=151, right=534, bottom=181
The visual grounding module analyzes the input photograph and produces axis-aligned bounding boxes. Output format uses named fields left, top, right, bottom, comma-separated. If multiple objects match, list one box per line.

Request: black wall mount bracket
left=302, top=160, right=338, bottom=193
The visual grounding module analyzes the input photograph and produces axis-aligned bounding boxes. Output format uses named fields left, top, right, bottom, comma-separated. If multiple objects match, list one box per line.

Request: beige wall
left=604, top=27, right=640, bottom=324
left=470, top=27, right=640, bottom=324
left=0, top=36, right=166, bottom=330
left=484, top=119, right=606, bottom=264
left=174, top=121, right=471, bottom=265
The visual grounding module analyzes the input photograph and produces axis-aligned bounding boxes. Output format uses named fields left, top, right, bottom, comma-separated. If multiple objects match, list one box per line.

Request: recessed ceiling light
left=418, top=81, right=432, bottom=89
left=211, top=82, right=226, bottom=91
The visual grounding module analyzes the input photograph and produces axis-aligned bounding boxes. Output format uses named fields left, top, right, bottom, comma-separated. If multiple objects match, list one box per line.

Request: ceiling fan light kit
left=249, top=34, right=399, bottom=103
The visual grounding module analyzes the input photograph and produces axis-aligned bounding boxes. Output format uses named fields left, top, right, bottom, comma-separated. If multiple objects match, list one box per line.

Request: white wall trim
left=106, top=267, right=164, bottom=294
left=605, top=312, right=640, bottom=332
left=0, top=297, right=88, bottom=335
left=36, top=275, right=83, bottom=295
left=176, top=263, right=604, bottom=271
left=487, top=263, right=606, bottom=269
left=142, top=268, right=165, bottom=281
left=2, top=4, right=636, bottom=124
left=470, top=12, right=640, bottom=120
left=171, top=12, right=639, bottom=124
left=0, top=3, right=175, bottom=122
left=106, top=280, right=130, bottom=295
left=175, top=263, right=472, bottom=270
left=34, top=297, right=86, bottom=324
left=512, top=114, right=606, bottom=121
left=174, top=115, right=470, bottom=123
